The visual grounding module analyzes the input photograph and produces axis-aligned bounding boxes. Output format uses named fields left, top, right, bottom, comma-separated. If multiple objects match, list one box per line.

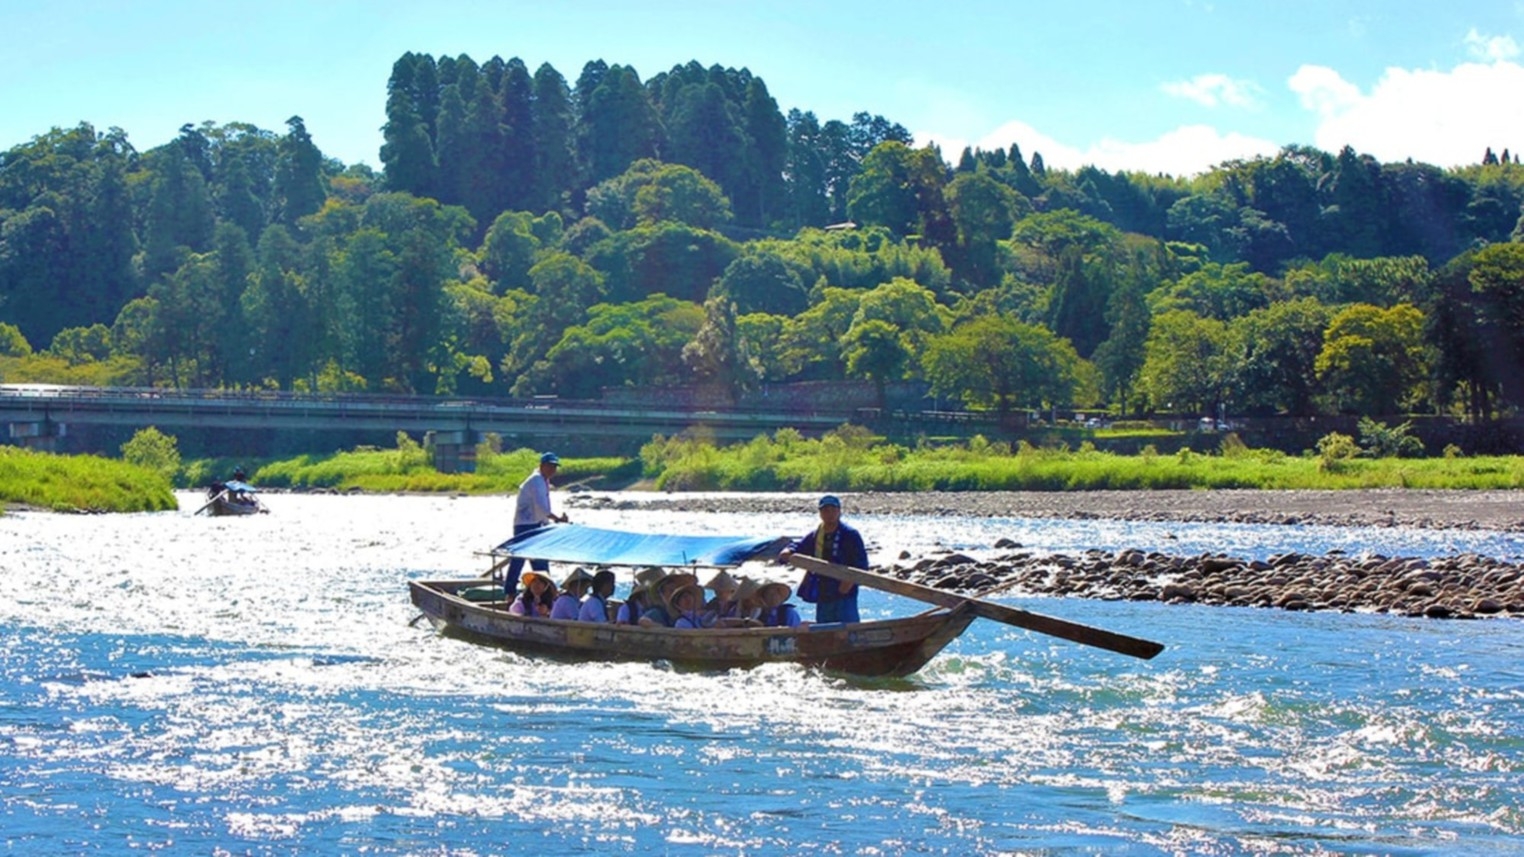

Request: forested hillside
left=4, top=51, right=1524, bottom=423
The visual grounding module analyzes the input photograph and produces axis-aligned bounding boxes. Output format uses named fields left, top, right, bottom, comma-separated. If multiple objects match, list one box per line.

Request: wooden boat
left=408, top=524, right=1165, bottom=676
left=409, top=578, right=976, bottom=676
left=196, top=481, right=268, bottom=516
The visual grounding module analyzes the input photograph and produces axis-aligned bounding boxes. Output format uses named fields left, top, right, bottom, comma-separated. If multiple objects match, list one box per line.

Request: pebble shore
left=570, top=488, right=1524, bottom=620
left=889, top=545, right=1524, bottom=620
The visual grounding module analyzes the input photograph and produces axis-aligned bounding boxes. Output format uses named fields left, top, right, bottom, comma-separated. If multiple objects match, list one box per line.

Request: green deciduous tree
left=531, top=294, right=703, bottom=398
left=479, top=210, right=542, bottom=294
left=1149, top=261, right=1276, bottom=321
left=711, top=250, right=809, bottom=316
left=586, top=159, right=733, bottom=231
left=846, top=142, right=951, bottom=245
left=1136, top=309, right=1229, bottom=414
left=1224, top=297, right=1333, bottom=416
left=923, top=316, right=1080, bottom=416
left=120, top=426, right=180, bottom=481
left=1315, top=303, right=1427, bottom=415
left=841, top=318, right=908, bottom=408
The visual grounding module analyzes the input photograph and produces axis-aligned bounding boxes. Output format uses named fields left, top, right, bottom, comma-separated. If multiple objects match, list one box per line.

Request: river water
left=2, top=492, right=1522, bottom=855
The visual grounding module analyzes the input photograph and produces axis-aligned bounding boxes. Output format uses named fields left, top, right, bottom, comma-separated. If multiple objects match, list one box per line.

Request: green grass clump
left=637, top=428, right=1524, bottom=492
left=0, top=446, right=177, bottom=512
left=235, top=437, right=638, bottom=494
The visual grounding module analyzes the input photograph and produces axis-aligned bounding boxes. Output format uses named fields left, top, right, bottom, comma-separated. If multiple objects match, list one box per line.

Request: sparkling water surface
left=2, top=492, right=1522, bottom=855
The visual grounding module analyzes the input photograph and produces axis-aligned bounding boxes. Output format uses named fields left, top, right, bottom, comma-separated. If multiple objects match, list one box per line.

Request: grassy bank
left=227, top=435, right=637, bottom=494
left=0, top=447, right=178, bottom=513
left=640, top=429, right=1524, bottom=492
left=175, top=426, right=1524, bottom=497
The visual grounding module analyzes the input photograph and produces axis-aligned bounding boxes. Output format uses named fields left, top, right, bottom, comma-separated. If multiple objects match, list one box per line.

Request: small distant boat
left=197, top=480, right=268, bottom=516
left=408, top=524, right=1163, bottom=677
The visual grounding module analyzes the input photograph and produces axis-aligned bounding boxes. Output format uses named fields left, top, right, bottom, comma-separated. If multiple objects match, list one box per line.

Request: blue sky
left=4, top=0, right=1523, bottom=177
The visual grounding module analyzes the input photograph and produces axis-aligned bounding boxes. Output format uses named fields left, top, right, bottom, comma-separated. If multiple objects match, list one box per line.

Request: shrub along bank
left=0, top=446, right=177, bottom=513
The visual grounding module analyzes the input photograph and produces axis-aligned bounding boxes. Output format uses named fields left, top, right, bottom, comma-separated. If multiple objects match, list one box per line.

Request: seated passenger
left=578, top=570, right=618, bottom=623
left=551, top=567, right=594, bottom=619
left=509, top=570, right=556, bottom=617
left=667, top=583, right=707, bottom=629
left=703, top=570, right=741, bottom=626
left=757, top=581, right=803, bottom=628
left=639, top=572, right=697, bottom=627
left=616, top=567, right=667, bottom=624
left=714, top=576, right=764, bottom=627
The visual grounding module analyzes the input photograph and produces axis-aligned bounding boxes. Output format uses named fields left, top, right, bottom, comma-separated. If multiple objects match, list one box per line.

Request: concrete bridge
left=0, top=384, right=861, bottom=467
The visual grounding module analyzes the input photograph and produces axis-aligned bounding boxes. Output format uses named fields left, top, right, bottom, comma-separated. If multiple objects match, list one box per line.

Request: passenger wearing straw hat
left=639, top=572, right=698, bottom=627
left=716, top=577, right=764, bottom=627
left=667, top=583, right=708, bottom=629
left=703, top=570, right=742, bottom=625
left=757, top=581, right=803, bottom=628
left=551, top=568, right=594, bottom=620
left=502, top=452, right=571, bottom=599
left=616, top=567, right=668, bottom=624
left=778, top=494, right=866, bottom=624
left=578, top=570, right=618, bottom=623
left=508, top=570, right=556, bottom=617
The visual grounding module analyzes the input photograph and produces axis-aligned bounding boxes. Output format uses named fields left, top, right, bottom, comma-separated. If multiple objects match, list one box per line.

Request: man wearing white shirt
left=503, top=452, right=569, bottom=597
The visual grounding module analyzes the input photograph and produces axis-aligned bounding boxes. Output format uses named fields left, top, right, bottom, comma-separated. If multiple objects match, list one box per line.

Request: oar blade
left=790, top=555, right=1165, bottom=660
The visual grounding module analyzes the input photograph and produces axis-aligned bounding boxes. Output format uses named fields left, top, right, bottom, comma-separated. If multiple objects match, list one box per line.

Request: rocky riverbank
left=887, top=545, right=1524, bottom=620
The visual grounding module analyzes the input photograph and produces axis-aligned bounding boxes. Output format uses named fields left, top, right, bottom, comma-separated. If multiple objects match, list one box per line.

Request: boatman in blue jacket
left=778, top=494, right=865, bottom=624
left=503, top=452, right=570, bottom=598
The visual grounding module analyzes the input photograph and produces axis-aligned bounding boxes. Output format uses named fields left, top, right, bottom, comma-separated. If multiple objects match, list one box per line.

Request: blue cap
left=818, top=494, right=841, bottom=508
left=540, top=452, right=560, bottom=465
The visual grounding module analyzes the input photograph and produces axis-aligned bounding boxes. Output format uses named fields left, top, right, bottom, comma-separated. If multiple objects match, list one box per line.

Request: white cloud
left=1288, top=64, right=1361, bottom=117
left=1288, top=59, right=1524, bottom=166
left=917, top=120, right=1279, bottom=178
left=1161, top=73, right=1263, bottom=108
left=1465, top=28, right=1520, bottom=62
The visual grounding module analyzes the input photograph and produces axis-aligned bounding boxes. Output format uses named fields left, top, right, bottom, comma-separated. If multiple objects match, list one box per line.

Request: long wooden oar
left=193, top=490, right=227, bottom=517
left=789, top=555, right=1165, bottom=660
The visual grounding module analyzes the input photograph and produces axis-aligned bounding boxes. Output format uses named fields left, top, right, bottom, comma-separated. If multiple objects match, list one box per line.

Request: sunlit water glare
left=2, top=493, right=1522, bottom=855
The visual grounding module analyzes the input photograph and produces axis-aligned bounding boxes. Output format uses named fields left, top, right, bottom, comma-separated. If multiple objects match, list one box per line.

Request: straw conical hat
left=705, top=570, right=739, bottom=593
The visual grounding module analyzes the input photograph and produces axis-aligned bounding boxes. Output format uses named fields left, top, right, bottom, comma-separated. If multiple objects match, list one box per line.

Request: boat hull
left=410, top=579, right=975, bottom=677
left=206, top=496, right=264, bottom=516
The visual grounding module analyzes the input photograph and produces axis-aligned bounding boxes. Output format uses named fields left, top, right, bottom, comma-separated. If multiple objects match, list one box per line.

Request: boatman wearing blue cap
left=503, top=452, right=571, bottom=597
left=778, top=494, right=866, bottom=624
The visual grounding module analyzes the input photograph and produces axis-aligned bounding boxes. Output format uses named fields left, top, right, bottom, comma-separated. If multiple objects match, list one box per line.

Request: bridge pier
left=7, top=418, right=66, bottom=452
left=428, top=429, right=478, bottom=474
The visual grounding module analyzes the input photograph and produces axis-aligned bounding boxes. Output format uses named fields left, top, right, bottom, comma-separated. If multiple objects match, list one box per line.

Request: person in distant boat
left=703, top=570, right=741, bottom=626
left=551, top=568, right=594, bottom=619
left=502, top=452, right=571, bottom=598
left=667, top=583, right=708, bottom=629
left=509, top=570, right=556, bottom=618
left=617, top=567, right=667, bottom=624
left=578, top=570, right=618, bottom=623
left=640, top=572, right=698, bottom=627
left=756, top=581, right=803, bottom=628
left=777, top=494, right=865, bottom=624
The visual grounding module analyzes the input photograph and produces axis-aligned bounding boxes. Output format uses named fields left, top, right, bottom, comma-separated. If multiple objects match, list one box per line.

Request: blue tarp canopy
left=224, top=480, right=256, bottom=493
left=493, top=524, right=784, bottom=568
